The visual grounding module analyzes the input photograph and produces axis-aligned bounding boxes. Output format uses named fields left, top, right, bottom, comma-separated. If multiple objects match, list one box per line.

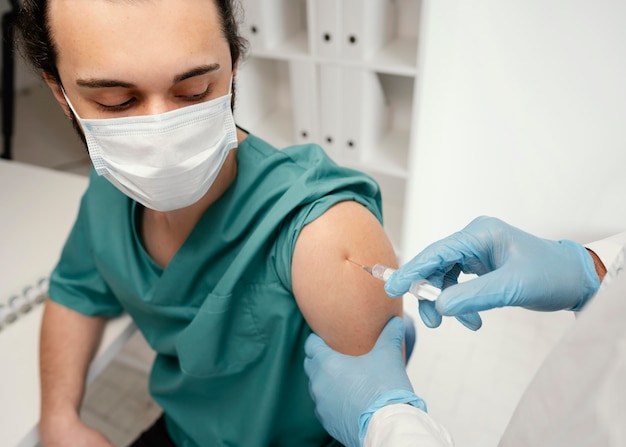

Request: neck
left=137, top=129, right=247, bottom=268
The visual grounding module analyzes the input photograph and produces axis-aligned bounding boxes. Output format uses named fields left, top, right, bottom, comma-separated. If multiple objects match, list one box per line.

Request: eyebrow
left=75, top=64, right=222, bottom=89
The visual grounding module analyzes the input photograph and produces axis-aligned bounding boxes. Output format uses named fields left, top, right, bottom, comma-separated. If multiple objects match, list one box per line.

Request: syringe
left=349, top=260, right=441, bottom=301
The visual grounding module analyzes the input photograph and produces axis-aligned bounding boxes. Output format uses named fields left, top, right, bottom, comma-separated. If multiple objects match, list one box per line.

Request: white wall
left=403, top=0, right=626, bottom=258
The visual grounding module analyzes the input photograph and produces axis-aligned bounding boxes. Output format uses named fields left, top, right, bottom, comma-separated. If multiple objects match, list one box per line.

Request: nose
left=138, top=97, right=178, bottom=116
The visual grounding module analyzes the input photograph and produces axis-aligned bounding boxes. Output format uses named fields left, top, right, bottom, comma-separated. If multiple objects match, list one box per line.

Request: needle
left=346, top=258, right=373, bottom=274
left=349, top=260, right=443, bottom=302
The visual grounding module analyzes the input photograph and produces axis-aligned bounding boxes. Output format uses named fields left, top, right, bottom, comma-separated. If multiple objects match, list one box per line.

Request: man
left=305, top=216, right=626, bottom=446
left=15, top=0, right=405, bottom=445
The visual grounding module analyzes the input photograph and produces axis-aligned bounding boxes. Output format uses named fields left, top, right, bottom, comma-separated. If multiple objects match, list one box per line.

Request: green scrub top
left=49, top=133, right=383, bottom=447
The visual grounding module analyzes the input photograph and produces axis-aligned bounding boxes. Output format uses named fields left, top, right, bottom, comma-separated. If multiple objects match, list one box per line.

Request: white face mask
left=62, top=85, right=238, bottom=211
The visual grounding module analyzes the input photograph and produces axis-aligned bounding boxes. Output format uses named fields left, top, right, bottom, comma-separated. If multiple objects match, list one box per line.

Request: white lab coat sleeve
left=585, top=231, right=626, bottom=271
left=499, top=243, right=626, bottom=447
left=363, top=404, right=455, bottom=447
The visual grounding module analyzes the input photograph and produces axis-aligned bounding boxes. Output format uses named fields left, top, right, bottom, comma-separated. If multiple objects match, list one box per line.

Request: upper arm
left=292, top=200, right=403, bottom=355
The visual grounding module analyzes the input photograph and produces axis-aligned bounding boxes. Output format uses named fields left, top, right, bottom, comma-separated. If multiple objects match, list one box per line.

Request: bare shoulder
left=292, top=201, right=403, bottom=355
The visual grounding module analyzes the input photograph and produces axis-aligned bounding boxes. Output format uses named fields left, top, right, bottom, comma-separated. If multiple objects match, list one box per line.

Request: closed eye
left=96, top=97, right=136, bottom=112
left=178, top=85, right=212, bottom=102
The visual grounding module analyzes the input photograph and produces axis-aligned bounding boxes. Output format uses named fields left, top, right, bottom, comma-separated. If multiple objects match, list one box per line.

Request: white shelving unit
left=235, top=0, right=422, bottom=255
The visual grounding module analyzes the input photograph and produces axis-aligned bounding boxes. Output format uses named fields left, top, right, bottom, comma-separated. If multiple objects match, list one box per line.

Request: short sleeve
left=271, top=165, right=383, bottom=293
left=49, top=192, right=124, bottom=318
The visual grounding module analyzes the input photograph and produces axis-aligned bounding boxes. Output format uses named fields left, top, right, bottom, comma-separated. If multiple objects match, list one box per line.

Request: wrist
left=39, top=406, right=82, bottom=441
left=358, top=390, right=427, bottom=446
left=586, top=248, right=607, bottom=282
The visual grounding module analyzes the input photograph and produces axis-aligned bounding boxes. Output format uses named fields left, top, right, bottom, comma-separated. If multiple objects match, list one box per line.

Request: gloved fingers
left=441, top=263, right=462, bottom=289
left=435, top=269, right=515, bottom=316
left=385, top=242, right=465, bottom=297
left=304, top=332, right=331, bottom=360
left=385, top=232, right=492, bottom=297
left=304, top=333, right=352, bottom=385
left=403, top=314, right=416, bottom=362
left=374, top=316, right=406, bottom=351
left=418, top=297, right=481, bottom=330
left=454, top=312, right=482, bottom=331
left=417, top=299, right=443, bottom=328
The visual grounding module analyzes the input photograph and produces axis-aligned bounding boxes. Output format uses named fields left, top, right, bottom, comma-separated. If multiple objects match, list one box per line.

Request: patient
left=15, top=0, right=404, bottom=445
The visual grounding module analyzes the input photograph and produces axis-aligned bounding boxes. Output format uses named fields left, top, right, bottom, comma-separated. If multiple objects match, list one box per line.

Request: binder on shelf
left=308, top=0, right=341, bottom=59
left=370, top=0, right=420, bottom=72
left=318, top=64, right=342, bottom=160
left=340, top=68, right=388, bottom=164
left=289, top=60, right=320, bottom=145
left=341, top=0, right=394, bottom=61
left=339, top=67, right=363, bottom=163
left=239, top=0, right=265, bottom=50
left=277, top=0, right=309, bottom=53
left=240, top=0, right=308, bottom=52
left=340, top=0, right=364, bottom=60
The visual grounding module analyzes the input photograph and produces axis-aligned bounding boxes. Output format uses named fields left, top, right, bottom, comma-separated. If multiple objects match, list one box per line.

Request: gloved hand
left=385, top=216, right=601, bottom=328
left=304, top=317, right=426, bottom=447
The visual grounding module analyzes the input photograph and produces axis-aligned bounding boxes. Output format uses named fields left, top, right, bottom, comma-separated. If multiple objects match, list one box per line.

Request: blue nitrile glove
left=385, top=216, right=601, bottom=328
left=304, top=317, right=426, bottom=447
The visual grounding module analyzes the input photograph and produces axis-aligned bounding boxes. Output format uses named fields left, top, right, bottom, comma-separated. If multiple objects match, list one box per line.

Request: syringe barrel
left=371, top=264, right=395, bottom=281
left=371, top=264, right=442, bottom=301
left=408, top=280, right=442, bottom=301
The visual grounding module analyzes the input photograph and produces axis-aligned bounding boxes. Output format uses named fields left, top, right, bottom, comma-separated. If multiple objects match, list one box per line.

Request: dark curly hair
left=14, top=0, right=248, bottom=89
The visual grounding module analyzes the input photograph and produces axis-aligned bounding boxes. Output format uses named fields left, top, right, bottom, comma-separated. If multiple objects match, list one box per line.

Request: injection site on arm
left=292, top=201, right=403, bottom=355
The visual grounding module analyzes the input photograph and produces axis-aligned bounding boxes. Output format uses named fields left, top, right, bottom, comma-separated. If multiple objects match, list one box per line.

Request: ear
left=43, top=71, right=72, bottom=119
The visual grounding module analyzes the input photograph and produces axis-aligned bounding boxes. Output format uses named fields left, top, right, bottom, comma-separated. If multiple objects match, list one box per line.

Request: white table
left=0, top=160, right=135, bottom=447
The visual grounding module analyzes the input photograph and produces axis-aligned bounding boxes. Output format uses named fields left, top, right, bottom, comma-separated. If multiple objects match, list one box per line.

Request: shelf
left=327, top=38, right=419, bottom=77
left=369, top=37, right=419, bottom=76
left=236, top=0, right=423, bottom=259
left=249, top=36, right=419, bottom=78
left=250, top=31, right=310, bottom=61
left=239, top=0, right=308, bottom=57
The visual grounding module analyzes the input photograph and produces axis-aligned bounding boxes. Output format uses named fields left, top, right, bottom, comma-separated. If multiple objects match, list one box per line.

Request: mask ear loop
left=60, top=87, right=82, bottom=120
left=59, top=87, right=110, bottom=175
